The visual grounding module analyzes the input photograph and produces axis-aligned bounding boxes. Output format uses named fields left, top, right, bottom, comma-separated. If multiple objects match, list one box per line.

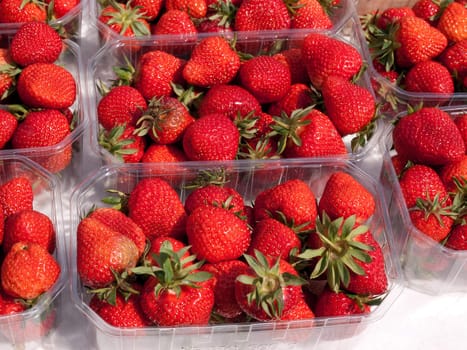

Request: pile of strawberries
left=97, top=0, right=341, bottom=39
left=361, top=0, right=467, bottom=98
left=0, top=0, right=80, bottom=23
left=390, top=106, right=467, bottom=251
left=76, top=169, right=389, bottom=327
left=96, top=32, right=378, bottom=163
left=0, top=22, right=78, bottom=173
left=0, top=175, right=60, bottom=316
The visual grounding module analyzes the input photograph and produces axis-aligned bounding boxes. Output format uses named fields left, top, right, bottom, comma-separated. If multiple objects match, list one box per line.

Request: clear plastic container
left=0, top=155, right=67, bottom=348
left=379, top=105, right=467, bottom=295
left=69, top=158, right=403, bottom=350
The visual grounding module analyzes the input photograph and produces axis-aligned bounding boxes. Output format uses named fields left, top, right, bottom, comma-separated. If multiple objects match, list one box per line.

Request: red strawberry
left=437, top=1, right=467, bottom=43
left=165, top=0, right=208, bottom=18
left=392, top=107, right=465, bottom=166
left=183, top=36, right=240, bottom=88
left=0, top=176, right=33, bottom=217
left=0, top=0, right=46, bottom=23
left=404, top=60, right=454, bottom=94
left=234, top=0, right=290, bottom=31
left=254, top=179, right=318, bottom=231
left=272, top=48, right=309, bottom=85
left=314, top=288, right=370, bottom=317
left=301, top=33, right=363, bottom=89
left=438, top=155, right=467, bottom=193
left=376, top=7, right=415, bottom=29
left=412, top=0, right=441, bottom=25
left=0, top=48, right=17, bottom=100
left=46, top=0, right=80, bottom=19
left=1, top=242, right=60, bottom=300
left=98, top=125, right=146, bottom=163
left=0, top=288, right=26, bottom=315
left=132, top=0, right=163, bottom=21
left=239, top=56, right=291, bottom=104
left=290, top=0, right=332, bottom=30
left=391, top=153, right=411, bottom=177
left=185, top=184, right=245, bottom=215
left=97, top=86, right=147, bottom=131
left=134, top=50, right=185, bottom=100
left=144, top=236, right=190, bottom=267
left=141, top=144, right=188, bottom=163
left=267, top=83, right=314, bottom=118
left=454, top=113, right=467, bottom=151
left=10, top=22, right=63, bottom=67
left=16, top=63, right=76, bottom=109
left=99, top=2, right=150, bottom=38
left=445, top=224, right=467, bottom=250
left=438, top=40, right=467, bottom=81
left=3, top=210, right=55, bottom=254
left=182, top=113, right=240, bottom=161
left=280, top=297, right=314, bottom=320
left=409, top=201, right=454, bottom=242
left=318, top=171, right=376, bottom=225
left=321, top=76, right=376, bottom=136
left=0, top=110, right=18, bottom=149
left=186, top=205, right=251, bottom=263
left=77, top=217, right=139, bottom=289
left=128, top=178, right=187, bottom=240
left=151, top=10, right=198, bottom=36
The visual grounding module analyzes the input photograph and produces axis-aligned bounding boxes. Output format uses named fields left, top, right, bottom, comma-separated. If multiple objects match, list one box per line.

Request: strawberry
left=301, top=33, right=363, bottom=89
left=437, top=1, right=467, bottom=43
left=197, top=84, right=261, bottom=120
left=318, top=171, right=376, bottom=225
left=404, top=60, right=454, bottom=94
left=313, top=288, right=370, bottom=317
left=182, top=36, right=240, bottom=88
left=128, top=178, right=187, bottom=240
left=391, top=153, right=411, bottom=177
left=46, top=0, right=80, bottom=19
left=16, top=63, right=76, bottom=109
left=376, top=7, right=415, bottom=29
left=0, top=110, right=18, bottom=149
left=438, top=155, right=467, bottom=193
left=392, top=107, right=465, bottom=166
left=0, top=48, right=18, bottom=100
left=0, top=176, right=33, bottom=217
left=247, top=217, right=302, bottom=260
left=182, top=113, right=240, bottom=161
left=3, top=209, right=55, bottom=254
left=267, top=83, right=315, bottom=118
left=235, top=252, right=306, bottom=321
left=99, top=2, right=150, bottom=38
left=412, top=0, right=441, bottom=26
left=88, top=207, right=147, bottom=257
left=234, top=0, right=290, bottom=31
left=134, top=50, right=185, bottom=100
left=280, top=297, right=315, bottom=320
left=321, top=75, right=376, bottom=136
left=165, top=0, right=208, bottom=18
left=151, top=10, right=198, bottom=36
left=0, top=288, right=26, bottom=315
left=290, top=0, right=332, bottom=29
left=184, top=184, right=245, bottom=215
left=186, top=205, right=251, bottom=263
left=253, top=179, right=318, bottom=231
left=144, top=236, right=191, bottom=267
left=135, top=96, right=195, bottom=145
left=132, top=0, right=163, bottom=21
left=201, top=259, right=250, bottom=318
left=409, top=200, right=454, bottom=242
left=77, top=217, right=139, bottom=289
left=97, top=86, right=147, bottom=131
left=0, top=0, right=47, bottom=23
left=239, top=56, right=291, bottom=104
left=141, top=144, right=188, bottom=162
left=272, top=48, right=309, bottom=85
left=438, top=40, right=467, bottom=81
left=454, top=113, right=467, bottom=150
left=1, top=242, right=60, bottom=300
left=445, top=224, right=467, bottom=250
left=98, top=125, right=146, bottom=163
left=9, top=22, right=63, bottom=67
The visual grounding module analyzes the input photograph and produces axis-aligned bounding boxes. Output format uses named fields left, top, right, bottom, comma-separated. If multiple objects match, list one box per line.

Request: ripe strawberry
left=247, top=217, right=302, bottom=260
left=9, top=22, right=63, bottom=67
left=141, top=144, right=188, bottom=162
left=301, top=33, right=363, bottom=89
left=0, top=288, right=26, bottom=315
left=409, top=200, right=454, bottom=242
left=234, top=0, right=290, bottom=31
left=314, top=288, right=370, bottom=317
left=437, top=1, right=467, bottom=43
left=135, top=96, right=195, bottom=145
left=182, top=114, right=240, bottom=161
left=438, top=40, right=467, bottom=81
left=438, top=155, right=467, bottom=193
left=412, top=0, right=441, bottom=26
left=404, top=60, right=454, bottom=94
left=0, top=0, right=46, bottom=23
left=239, top=56, right=291, bottom=104
left=182, top=36, right=240, bottom=87
left=197, top=18, right=233, bottom=34
left=165, top=0, right=208, bottom=18
left=254, top=179, right=318, bottom=231
left=186, top=205, right=251, bottom=263
left=0, top=49, right=18, bottom=100
left=97, top=86, right=147, bottom=131
left=46, top=0, right=80, bottom=19
left=88, top=207, right=147, bottom=257
left=201, top=259, right=250, bottom=318
left=99, top=2, right=150, bottom=38
left=128, top=178, right=187, bottom=240
left=134, top=50, right=185, bottom=100
left=321, top=76, right=376, bottom=136
left=445, top=224, right=467, bottom=250
left=318, top=171, right=376, bottom=225
left=3, top=210, right=55, bottom=254
left=290, top=0, right=332, bottom=29
left=267, top=83, right=315, bottom=118
left=98, top=125, right=146, bottom=163
left=197, top=84, right=261, bottom=120
left=376, top=7, right=415, bottom=29
left=16, top=63, right=76, bottom=109
left=185, top=184, right=245, bottom=215
left=454, top=113, right=467, bottom=150
left=392, top=107, right=465, bottom=166
left=77, top=217, right=139, bottom=289
left=132, top=0, right=163, bottom=21
left=235, top=252, right=306, bottom=321
left=0, top=176, right=33, bottom=217
left=391, top=153, right=411, bottom=177
left=272, top=48, right=309, bottom=85
left=1, top=242, right=60, bottom=300
left=151, top=9, right=198, bottom=36
left=0, top=110, right=18, bottom=149
left=144, top=236, right=191, bottom=267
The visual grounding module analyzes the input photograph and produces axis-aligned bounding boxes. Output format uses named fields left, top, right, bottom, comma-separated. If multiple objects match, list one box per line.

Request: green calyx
left=237, top=136, right=280, bottom=160
left=297, top=213, right=373, bottom=293
left=184, top=168, right=230, bottom=189
left=410, top=192, right=457, bottom=224
left=236, top=250, right=306, bottom=319
left=134, top=97, right=176, bottom=139
left=102, top=0, right=150, bottom=37
left=207, top=0, right=238, bottom=28
left=98, top=125, right=138, bottom=161
left=101, top=189, right=130, bottom=214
